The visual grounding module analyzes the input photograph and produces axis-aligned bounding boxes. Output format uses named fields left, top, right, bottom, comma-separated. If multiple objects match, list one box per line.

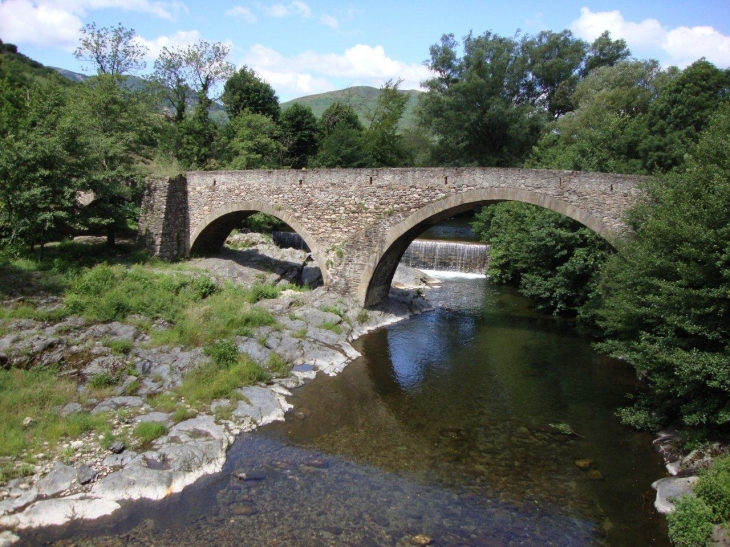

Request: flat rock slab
left=92, top=396, right=144, bottom=414
left=0, top=497, right=119, bottom=530
left=135, top=412, right=172, bottom=425
left=652, top=476, right=699, bottom=513
left=233, top=387, right=285, bottom=426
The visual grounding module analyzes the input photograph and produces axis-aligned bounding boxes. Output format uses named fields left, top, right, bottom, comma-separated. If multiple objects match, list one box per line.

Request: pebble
left=574, top=459, right=592, bottom=470
left=302, top=458, right=329, bottom=469
left=235, top=471, right=267, bottom=481
left=588, top=470, right=603, bottom=481
left=409, top=534, right=433, bottom=546
left=108, top=441, right=125, bottom=454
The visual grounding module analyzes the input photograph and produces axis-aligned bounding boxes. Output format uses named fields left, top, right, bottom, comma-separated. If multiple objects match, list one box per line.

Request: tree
left=311, top=123, right=370, bottom=168
left=280, top=103, right=318, bottom=168
left=222, top=66, right=280, bottom=120
left=583, top=31, right=631, bottom=76
left=527, top=60, right=667, bottom=174
left=363, top=79, right=411, bottom=166
left=151, top=46, right=189, bottom=124
left=64, top=74, right=158, bottom=245
left=74, top=23, right=148, bottom=76
left=641, top=59, right=730, bottom=173
left=0, top=80, right=85, bottom=258
left=319, top=101, right=363, bottom=136
left=223, top=111, right=283, bottom=170
left=595, top=104, right=730, bottom=431
left=418, top=31, right=546, bottom=167
left=183, top=41, right=235, bottom=102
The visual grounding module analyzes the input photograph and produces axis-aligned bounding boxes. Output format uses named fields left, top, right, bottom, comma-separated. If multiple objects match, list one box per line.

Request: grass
left=176, top=351, right=270, bottom=408
left=0, top=367, right=114, bottom=462
left=266, top=353, right=290, bottom=377
left=356, top=309, right=369, bottom=324
left=103, top=338, right=134, bottom=355
left=133, top=422, right=169, bottom=448
left=319, top=321, right=342, bottom=335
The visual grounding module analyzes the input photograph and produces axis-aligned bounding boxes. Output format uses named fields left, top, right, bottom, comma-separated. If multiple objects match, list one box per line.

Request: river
left=25, top=276, right=669, bottom=547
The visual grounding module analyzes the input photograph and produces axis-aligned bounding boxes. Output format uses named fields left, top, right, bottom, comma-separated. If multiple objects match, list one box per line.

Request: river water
left=27, top=276, right=669, bottom=547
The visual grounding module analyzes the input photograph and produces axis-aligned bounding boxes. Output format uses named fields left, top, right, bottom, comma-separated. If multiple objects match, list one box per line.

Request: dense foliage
left=594, top=106, right=730, bottom=430
left=668, top=455, right=730, bottom=546
left=472, top=203, right=610, bottom=314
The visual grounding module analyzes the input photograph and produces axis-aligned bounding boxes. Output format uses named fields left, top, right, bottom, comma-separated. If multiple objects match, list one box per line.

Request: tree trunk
left=106, top=224, right=116, bottom=247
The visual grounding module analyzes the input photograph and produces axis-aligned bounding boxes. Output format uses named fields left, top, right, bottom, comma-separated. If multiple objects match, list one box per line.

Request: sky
left=1, top=0, right=729, bottom=102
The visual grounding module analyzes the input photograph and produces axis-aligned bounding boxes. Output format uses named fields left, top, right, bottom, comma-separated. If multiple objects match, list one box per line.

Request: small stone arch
left=357, top=188, right=614, bottom=307
left=189, top=201, right=330, bottom=286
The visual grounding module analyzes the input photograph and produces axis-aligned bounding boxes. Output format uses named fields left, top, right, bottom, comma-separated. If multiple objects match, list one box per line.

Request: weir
left=400, top=239, right=490, bottom=274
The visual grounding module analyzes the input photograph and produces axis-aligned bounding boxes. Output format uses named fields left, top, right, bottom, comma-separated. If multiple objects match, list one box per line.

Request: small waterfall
left=272, top=231, right=310, bottom=251
left=401, top=239, right=490, bottom=274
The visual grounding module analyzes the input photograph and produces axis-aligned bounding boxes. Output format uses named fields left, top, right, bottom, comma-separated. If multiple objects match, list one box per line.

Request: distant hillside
left=0, top=40, right=73, bottom=89
left=282, top=86, right=422, bottom=130
left=51, top=67, right=88, bottom=83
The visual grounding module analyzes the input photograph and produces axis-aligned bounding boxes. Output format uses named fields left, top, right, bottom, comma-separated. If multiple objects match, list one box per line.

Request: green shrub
left=696, top=456, right=730, bottom=521
left=133, top=422, right=169, bottom=447
left=266, top=353, right=290, bottom=377
left=103, top=338, right=134, bottom=355
left=667, top=495, right=714, bottom=547
left=88, top=373, right=117, bottom=389
left=356, top=309, right=369, bottom=324
left=204, top=339, right=240, bottom=368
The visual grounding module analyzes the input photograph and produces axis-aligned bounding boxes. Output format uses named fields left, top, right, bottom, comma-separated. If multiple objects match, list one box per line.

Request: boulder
left=652, top=476, right=699, bottom=513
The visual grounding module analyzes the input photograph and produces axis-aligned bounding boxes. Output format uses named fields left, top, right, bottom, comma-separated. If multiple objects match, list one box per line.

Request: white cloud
left=571, top=7, right=730, bottom=68
left=320, top=14, right=338, bottom=30
left=226, top=6, right=257, bottom=22
left=241, top=43, right=431, bottom=99
left=0, top=0, right=187, bottom=50
left=133, top=29, right=202, bottom=61
left=261, top=1, right=310, bottom=18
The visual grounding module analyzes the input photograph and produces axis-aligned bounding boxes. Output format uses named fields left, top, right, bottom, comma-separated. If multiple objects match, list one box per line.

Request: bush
left=667, top=495, right=714, bottom=547
left=204, top=339, right=240, bottom=368
left=266, top=353, right=290, bottom=377
left=696, top=456, right=730, bottom=521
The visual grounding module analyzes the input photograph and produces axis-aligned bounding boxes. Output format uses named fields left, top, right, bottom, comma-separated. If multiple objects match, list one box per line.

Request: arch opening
left=359, top=188, right=615, bottom=307
left=189, top=201, right=329, bottom=288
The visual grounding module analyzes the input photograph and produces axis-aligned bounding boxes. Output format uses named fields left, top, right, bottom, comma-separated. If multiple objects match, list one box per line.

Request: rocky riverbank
left=0, top=234, right=433, bottom=545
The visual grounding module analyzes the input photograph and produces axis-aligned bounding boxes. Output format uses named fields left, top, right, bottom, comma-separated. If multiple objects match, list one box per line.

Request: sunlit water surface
left=25, top=277, right=669, bottom=547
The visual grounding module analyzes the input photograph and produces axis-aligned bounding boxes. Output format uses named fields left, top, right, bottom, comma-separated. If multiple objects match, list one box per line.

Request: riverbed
left=22, top=276, right=669, bottom=547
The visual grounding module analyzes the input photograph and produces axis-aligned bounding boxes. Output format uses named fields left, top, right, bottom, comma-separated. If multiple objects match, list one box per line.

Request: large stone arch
left=188, top=201, right=330, bottom=286
left=357, top=188, right=613, bottom=307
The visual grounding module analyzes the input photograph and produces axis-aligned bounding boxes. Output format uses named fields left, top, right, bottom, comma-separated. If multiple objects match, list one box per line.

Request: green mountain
left=282, top=86, right=422, bottom=130
left=0, top=40, right=74, bottom=89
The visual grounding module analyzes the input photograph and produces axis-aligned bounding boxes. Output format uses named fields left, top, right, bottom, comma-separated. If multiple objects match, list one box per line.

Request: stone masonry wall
left=138, top=167, right=643, bottom=305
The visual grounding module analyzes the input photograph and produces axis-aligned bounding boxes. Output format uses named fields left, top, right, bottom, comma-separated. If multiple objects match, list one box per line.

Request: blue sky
left=1, top=0, right=729, bottom=101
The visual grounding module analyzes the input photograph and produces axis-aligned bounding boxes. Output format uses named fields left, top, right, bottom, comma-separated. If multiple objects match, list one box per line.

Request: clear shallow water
left=25, top=278, right=669, bottom=547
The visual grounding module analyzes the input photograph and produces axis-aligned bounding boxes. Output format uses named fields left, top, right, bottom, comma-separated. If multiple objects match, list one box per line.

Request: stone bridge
left=137, top=167, right=642, bottom=307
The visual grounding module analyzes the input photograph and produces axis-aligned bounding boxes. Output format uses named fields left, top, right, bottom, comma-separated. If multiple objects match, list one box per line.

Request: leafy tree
left=223, top=111, right=283, bottom=169
left=0, top=80, right=85, bottom=258
left=74, top=23, right=148, bottom=76
left=151, top=46, right=190, bottom=124
left=311, top=123, right=370, bottom=168
left=418, top=31, right=546, bottom=167
left=641, top=59, right=730, bottom=173
left=472, top=202, right=610, bottom=314
left=582, top=31, right=631, bottom=76
left=527, top=60, right=667, bottom=174
left=222, top=66, right=280, bottom=120
left=595, top=105, right=730, bottom=430
left=319, top=101, right=363, bottom=136
left=64, top=74, right=158, bottom=245
left=363, top=79, right=411, bottom=166
left=521, top=30, right=588, bottom=117
left=280, top=103, right=318, bottom=168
